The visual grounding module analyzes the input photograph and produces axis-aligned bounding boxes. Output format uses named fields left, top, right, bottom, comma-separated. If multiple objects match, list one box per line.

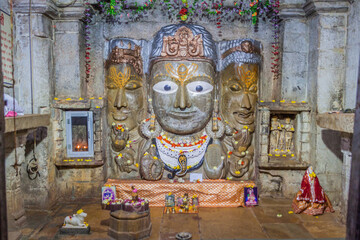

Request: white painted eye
left=153, top=81, right=178, bottom=94
left=186, top=81, right=213, bottom=94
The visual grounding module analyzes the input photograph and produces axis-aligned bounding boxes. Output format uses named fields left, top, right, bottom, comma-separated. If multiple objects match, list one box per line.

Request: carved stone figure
left=270, top=116, right=295, bottom=155
left=106, top=39, right=146, bottom=174
left=63, top=209, right=88, bottom=228
left=219, top=39, right=261, bottom=179
left=270, top=116, right=281, bottom=152
left=139, top=24, right=226, bottom=180
left=284, top=117, right=295, bottom=152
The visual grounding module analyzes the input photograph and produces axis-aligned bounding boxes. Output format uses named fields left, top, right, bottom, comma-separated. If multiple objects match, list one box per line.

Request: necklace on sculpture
left=155, top=131, right=211, bottom=176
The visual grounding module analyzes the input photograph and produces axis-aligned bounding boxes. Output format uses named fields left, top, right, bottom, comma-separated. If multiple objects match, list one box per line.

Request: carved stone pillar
left=280, top=0, right=308, bottom=102
left=5, top=133, right=27, bottom=239
left=304, top=0, right=349, bottom=113
left=304, top=0, right=349, bottom=206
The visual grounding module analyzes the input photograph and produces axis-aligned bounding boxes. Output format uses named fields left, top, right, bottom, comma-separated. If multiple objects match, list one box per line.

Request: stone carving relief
left=219, top=39, right=261, bottom=179
left=106, top=25, right=262, bottom=180
left=269, top=115, right=295, bottom=156
left=106, top=39, right=146, bottom=174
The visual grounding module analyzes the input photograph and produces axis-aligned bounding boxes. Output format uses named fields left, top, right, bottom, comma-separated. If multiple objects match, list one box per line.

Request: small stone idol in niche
left=292, top=166, right=334, bottom=215
left=244, top=186, right=258, bottom=206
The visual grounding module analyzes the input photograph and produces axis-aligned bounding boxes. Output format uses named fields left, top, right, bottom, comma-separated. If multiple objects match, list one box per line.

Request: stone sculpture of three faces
left=106, top=25, right=260, bottom=179
left=107, top=61, right=258, bottom=138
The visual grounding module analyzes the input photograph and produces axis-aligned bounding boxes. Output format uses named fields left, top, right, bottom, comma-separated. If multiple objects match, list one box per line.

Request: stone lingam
left=106, top=24, right=261, bottom=181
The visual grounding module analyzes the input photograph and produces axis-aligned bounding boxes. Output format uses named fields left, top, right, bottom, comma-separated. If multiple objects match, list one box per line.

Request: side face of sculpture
left=219, top=39, right=260, bottom=179
left=107, top=63, right=145, bottom=132
left=106, top=41, right=146, bottom=174
left=220, top=63, right=258, bottom=132
left=150, top=61, right=215, bottom=135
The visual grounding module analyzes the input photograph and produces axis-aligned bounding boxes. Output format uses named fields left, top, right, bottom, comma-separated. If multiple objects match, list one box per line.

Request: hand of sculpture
left=139, top=144, right=164, bottom=180
left=228, top=155, right=250, bottom=178
left=232, top=129, right=252, bottom=155
left=111, top=124, right=129, bottom=152
left=115, top=150, right=137, bottom=173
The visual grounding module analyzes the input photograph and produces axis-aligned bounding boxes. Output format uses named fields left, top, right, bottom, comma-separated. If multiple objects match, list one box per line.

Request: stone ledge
left=258, top=102, right=311, bottom=112
left=316, top=113, right=354, bottom=133
left=55, top=157, right=104, bottom=167
left=5, top=114, right=50, bottom=133
left=259, top=158, right=309, bottom=170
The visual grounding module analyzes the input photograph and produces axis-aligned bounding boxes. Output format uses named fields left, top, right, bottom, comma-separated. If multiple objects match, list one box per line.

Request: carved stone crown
left=107, top=41, right=143, bottom=75
left=221, top=40, right=260, bottom=60
left=160, top=26, right=205, bottom=59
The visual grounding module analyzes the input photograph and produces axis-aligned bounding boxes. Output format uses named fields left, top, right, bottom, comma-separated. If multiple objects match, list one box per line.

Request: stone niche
left=52, top=99, right=105, bottom=167
left=257, top=102, right=311, bottom=170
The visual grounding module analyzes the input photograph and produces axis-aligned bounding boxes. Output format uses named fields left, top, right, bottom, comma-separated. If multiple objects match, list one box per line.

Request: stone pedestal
left=108, top=210, right=152, bottom=240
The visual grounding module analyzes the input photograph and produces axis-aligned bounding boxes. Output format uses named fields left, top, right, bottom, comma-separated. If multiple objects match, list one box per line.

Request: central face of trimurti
left=150, top=60, right=215, bottom=135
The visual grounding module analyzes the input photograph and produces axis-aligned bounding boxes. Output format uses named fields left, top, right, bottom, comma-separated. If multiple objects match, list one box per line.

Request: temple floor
left=18, top=197, right=345, bottom=240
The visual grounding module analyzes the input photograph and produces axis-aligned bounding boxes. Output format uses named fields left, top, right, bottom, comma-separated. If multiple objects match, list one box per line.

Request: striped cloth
left=104, top=179, right=256, bottom=207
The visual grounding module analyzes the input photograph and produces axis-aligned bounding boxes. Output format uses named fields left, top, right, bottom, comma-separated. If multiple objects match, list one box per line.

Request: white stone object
left=63, top=210, right=88, bottom=228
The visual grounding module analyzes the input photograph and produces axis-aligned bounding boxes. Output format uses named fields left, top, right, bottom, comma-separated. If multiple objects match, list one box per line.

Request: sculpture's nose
left=174, top=84, right=191, bottom=110
left=240, top=92, right=251, bottom=110
left=114, top=88, right=128, bottom=108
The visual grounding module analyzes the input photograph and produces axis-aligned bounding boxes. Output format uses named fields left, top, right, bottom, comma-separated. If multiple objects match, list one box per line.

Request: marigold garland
left=84, top=0, right=92, bottom=82
left=83, top=0, right=281, bottom=83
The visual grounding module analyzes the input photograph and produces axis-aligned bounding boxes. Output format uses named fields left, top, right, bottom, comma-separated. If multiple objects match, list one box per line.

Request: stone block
left=318, top=49, right=346, bottom=70
left=32, top=37, right=52, bottom=113
left=319, top=28, right=346, bottom=51
left=15, top=14, right=30, bottom=37
left=94, top=154, right=102, bottom=162
left=55, top=20, right=81, bottom=33
left=281, top=52, right=308, bottom=101
left=282, top=19, right=307, bottom=35
left=0, top=0, right=10, bottom=13
left=283, top=33, right=308, bottom=53
left=301, top=133, right=310, bottom=143
left=317, top=173, right=341, bottom=194
left=299, top=151, right=310, bottom=163
left=316, top=68, right=344, bottom=113
left=319, top=15, right=346, bottom=29
left=260, top=155, right=268, bottom=162
left=31, top=14, right=52, bottom=39
left=261, top=110, right=270, bottom=123
left=261, top=135, right=269, bottom=144
left=54, top=33, right=82, bottom=97
left=300, top=112, right=310, bottom=123
left=301, top=142, right=310, bottom=153
left=301, top=122, right=311, bottom=133
left=13, top=36, right=32, bottom=114
left=261, top=144, right=268, bottom=155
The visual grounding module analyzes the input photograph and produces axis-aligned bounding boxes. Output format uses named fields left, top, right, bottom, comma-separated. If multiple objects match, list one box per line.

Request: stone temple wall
left=2, top=0, right=358, bottom=220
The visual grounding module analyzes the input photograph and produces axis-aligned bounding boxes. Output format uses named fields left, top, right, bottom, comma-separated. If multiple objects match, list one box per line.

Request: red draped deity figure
left=292, top=166, right=334, bottom=215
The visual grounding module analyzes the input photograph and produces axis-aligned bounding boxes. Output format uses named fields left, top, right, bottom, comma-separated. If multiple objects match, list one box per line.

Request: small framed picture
left=244, top=187, right=258, bottom=206
left=102, top=186, right=116, bottom=203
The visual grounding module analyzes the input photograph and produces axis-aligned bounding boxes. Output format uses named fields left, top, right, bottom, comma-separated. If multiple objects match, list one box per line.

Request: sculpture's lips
left=168, top=111, right=197, bottom=118
left=233, top=110, right=254, bottom=124
left=113, top=112, right=129, bottom=121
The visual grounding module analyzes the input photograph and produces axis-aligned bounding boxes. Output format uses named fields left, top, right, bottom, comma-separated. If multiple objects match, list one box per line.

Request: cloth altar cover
left=105, top=179, right=256, bottom=207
